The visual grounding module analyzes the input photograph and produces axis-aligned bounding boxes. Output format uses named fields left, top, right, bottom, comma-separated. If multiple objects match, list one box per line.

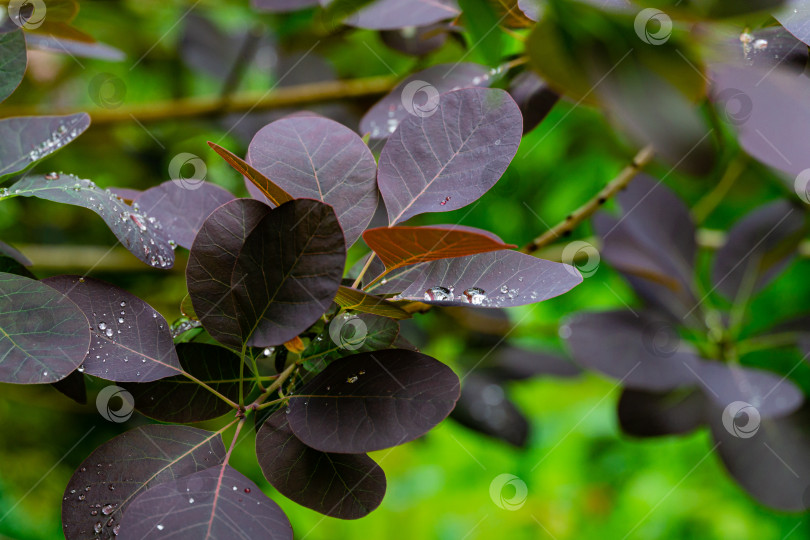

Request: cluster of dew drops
left=418, top=279, right=534, bottom=306
left=63, top=463, right=121, bottom=536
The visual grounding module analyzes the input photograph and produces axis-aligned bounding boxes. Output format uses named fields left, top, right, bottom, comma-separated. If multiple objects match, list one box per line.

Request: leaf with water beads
left=42, top=275, right=181, bottom=382
left=0, top=272, right=90, bottom=384
left=6, top=174, right=176, bottom=269
left=62, top=424, right=227, bottom=540
left=0, top=113, right=90, bottom=178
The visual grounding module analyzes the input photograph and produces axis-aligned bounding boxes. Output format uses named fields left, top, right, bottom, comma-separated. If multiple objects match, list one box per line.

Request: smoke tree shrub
left=3, top=0, right=810, bottom=537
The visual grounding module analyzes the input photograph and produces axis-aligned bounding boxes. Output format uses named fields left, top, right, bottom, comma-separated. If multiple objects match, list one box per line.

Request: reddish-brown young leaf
left=207, top=142, right=293, bottom=207
left=363, top=225, right=516, bottom=271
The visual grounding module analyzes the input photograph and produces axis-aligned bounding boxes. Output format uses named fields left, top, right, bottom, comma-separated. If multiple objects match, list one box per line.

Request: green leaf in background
left=458, top=0, right=504, bottom=67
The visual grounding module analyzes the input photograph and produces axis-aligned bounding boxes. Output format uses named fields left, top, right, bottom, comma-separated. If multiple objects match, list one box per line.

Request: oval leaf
left=450, top=373, right=529, bottom=447
left=618, top=388, right=707, bottom=438
left=122, top=343, right=246, bottom=423
left=134, top=181, right=235, bottom=250
left=8, top=174, right=175, bottom=269
left=42, top=275, right=181, bottom=382
left=288, top=349, right=460, bottom=453
left=377, top=87, right=522, bottom=225
left=363, top=225, right=516, bottom=270
left=256, top=410, right=386, bottom=519
left=247, top=115, right=378, bottom=246
left=231, top=199, right=346, bottom=347
left=339, top=0, right=460, bottom=30
left=120, top=464, right=293, bottom=539
left=62, top=425, right=226, bottom=540
left=0, top=272, right=89, bottom=384
left=187, top=198, right=272, bottom=347
left=0, top=113, right=90, bottom=177
left=0, top=30, right=26, bottom=103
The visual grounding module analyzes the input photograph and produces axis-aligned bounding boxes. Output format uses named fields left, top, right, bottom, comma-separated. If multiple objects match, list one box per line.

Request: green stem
left=351, top=253, right=377, bottom=289
left=737, top=332, right=801, bottom=356
left=249, top=361, right=298, bottom=410
left=180, top=370, right=240, bottom=409
left=692, top=154, right=748, bottom=224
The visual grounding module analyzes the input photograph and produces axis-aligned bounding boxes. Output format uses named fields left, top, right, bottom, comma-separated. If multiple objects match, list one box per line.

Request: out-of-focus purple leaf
left=378, top=88, right=522, bottom=224
left=181, top=13, right=249, bottom=79
left=231, top=199, right=345, bottom=347
left=120, top=464, right=293, bottom=539
left=24, top=33, right=125, bottom=60
left=508, top=71, right=559, bottom=134
left=518, top=0, right=630, bottom=20
left=372, top=250, right=582, bottom=309
left=134, top=181, right=235, bottom=250
left=288, top=349, right=460, bottom=453
left=327, top=0, right=460, bottom=30
left=481, top=345, right=581, bottom=380
left=42, top=275, right=181, bottom=382
left=122, top=343, right=246, bottom=423
left=710, top=63, right=810, bottom=177
left=62, top=425, right=227, bottom=540
left=0, top=240, right=30, bottom=266
left=0, top=30, right=26, bottom=104
left=360, top=63, right=493, bottom=139
left=730, top=27, right=809, bottom=72
left=380, top=24, right=449, bottom=56
left=618, top=388, right=707, bottom=437
left=0, top=272, right=90, bottom=384
left=712, top=200, right=805, bottom=300
left=0, top=113, right=90, bottom=177
left=563, top=310, right=700, bottom=391
left=50, top=369, right=86, bottom=404
left=187, top=199, right=271, bottom=347
left=247, top=115, right=378, bottom=246
left=8, top=174, right=175, bottom=269
left=450, top=373, right=529, bottom=447
left=252, top=0, right=320, bottom=11
left=776, top=0, right=810, bottom=47
left=709, top=404, right=810, bottom=510
left=256, top=410, right=386, bottom=519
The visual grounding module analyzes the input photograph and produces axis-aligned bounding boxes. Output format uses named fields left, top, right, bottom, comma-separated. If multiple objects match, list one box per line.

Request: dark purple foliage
left=0, top=113, right=90, bottom=177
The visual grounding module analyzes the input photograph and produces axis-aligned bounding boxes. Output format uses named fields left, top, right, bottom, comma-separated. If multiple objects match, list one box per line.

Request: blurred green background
left=1, top=1, right=809, bottom=538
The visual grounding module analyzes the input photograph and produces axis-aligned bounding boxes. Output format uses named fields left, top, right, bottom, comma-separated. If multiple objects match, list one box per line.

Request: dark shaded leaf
left=712, top=200, right=805, bottom=300
left=363, top=225, right=516, bottom=270
left=450, top=373, right=529, bottom=447
left=508, top=71, right=559, bottom=134
left=51, top=369, right=87, bottom=404
left=120, top=464, right=292, bottom=539
left=0, top=254, right=34, bottom=278
left=0, top=113, right=90, bottom=177
left=134, top=181, right=235, bottom=250
left=8, top=174, right=175, bottom=269
left=371, top=250, right=582, bottom=309
left=42, top=275, right=181, bottom=382
left=301, top=313, right=400, bottom=373
left=709, top=404, right=810, bottom=511
left=334, top=286, right=411, bottom=319
left=618, top=388, right=707, bottom=437
left=0, top=30, right=26, bottom=104
left=62, top=424, right=227, bottom=540
left=377, top=87, right=522, bottom=224
left=288, top=349, right=460, bottom=453
left=0, top=272, right=89, bottom=384
left=481, top=345, right=581, bottom=381
left=256, top=410, right=386, bottom=519
left=246, top=115, right=378, bottom=246
left=0, top=239, right=30, bottom=266
left=231, top=199, right=346, bottom=347
left=360, top=63, right=493, bottom=139
left=208, top=142, right=293, bottom=207
left=187, top=198, right=272, bottom=347
left=122, top=343, right=246, bottom=423
left=563, top=310, right=699, bottom=391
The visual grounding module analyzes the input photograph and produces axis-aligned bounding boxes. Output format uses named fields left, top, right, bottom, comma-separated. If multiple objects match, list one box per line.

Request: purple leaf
left=712, top=200, right=805, bottom=300
left=0, top=240, right=31, bottom=266
left=380, top=24, right=450, bottom=56
left=0, top=30, right=26, bottom=104
left=246, top=115, right=378, bottom=246
left=709, top=404, right=810, bottom=510
left=24, top=33, right=125, bottom=60
left=252, top=0, right=320, bottom=11
left=482, top=345, right=581, bottom=381
left=288, top=349, right=460, bottom=453
left=710, top=63, right=810, bottom=177
left=122, top=343, right=246, bottom=423
left=563, top=310, right=700, bottom=391
left=119, top=464, right=293, bottom=539
left=508, top=71, right=559, bottom=134
left=370, top=250, right=582, bottom=309
left=62, top=425, right=227, bottom=540
left=776, top=0, right=810, bottom=47
left=187, top=199, right=272, bottom=347
left=0, top=272, right=90, bottom=384
left=42, top=275, right=181, bottom=382
left=377, top=87, right=522, bottom=224
left=618, top=388, right=707, bottom=437
left=0, top=113, right=90, bottom=177
left=8, top=174, right=175, bottom=269
left=359, top=63, right=492, bottom=139
left=256, top=410, right=386, bottom=519
left=134, top=181, right=235, bottom=250
left=450, top=373, right=529, bottom=447
left=330, top=0, right=460, bottom=30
